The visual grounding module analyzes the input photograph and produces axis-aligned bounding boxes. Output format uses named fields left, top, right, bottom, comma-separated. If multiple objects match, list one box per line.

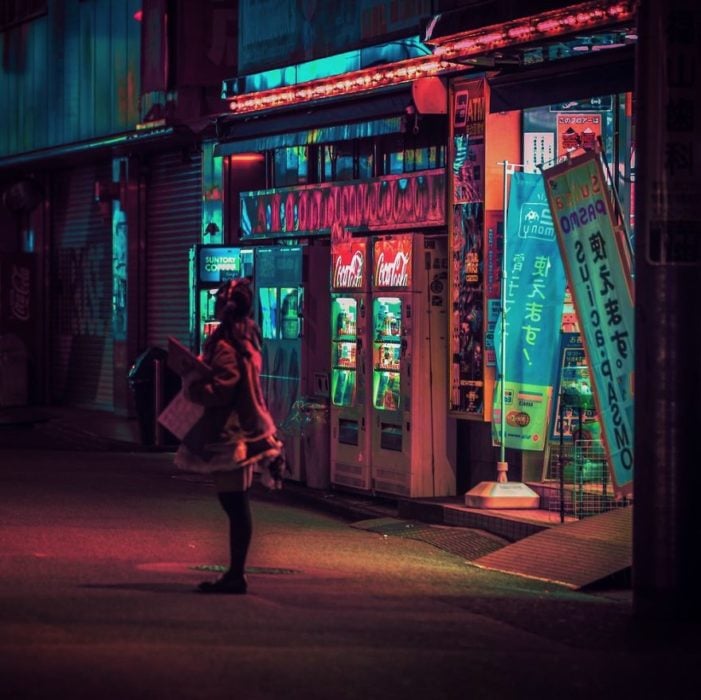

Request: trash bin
left=297, top=397, right=330, bottom=489
left=128, top=346, right=180, bottom=446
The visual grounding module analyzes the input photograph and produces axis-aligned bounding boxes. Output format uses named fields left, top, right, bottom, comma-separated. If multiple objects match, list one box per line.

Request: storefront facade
left=211, top=0, right=637, bottom=500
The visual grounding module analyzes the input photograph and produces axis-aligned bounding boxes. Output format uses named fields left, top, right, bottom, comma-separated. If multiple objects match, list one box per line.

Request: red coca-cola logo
left=375, top=250, right=410, bottom=287
left=333, top=251, right=364, bottom=288
left=10, top=265, right=30, bottom=322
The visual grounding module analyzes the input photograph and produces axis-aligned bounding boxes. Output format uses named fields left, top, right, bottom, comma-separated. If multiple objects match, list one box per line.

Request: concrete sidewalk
left=0, top=404, right=631, bottom=590
left=0, top=404, right=560, bottom=535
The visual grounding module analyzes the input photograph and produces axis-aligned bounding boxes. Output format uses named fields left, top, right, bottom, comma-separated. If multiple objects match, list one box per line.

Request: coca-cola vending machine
left=370, top=233, right=455, bottom=497
left=0, top=253, right=36, bottom=406
left=329, top=239, right=372, bottom=491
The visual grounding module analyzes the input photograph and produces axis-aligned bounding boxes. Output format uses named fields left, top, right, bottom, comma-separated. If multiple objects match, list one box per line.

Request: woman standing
left=175, top=278, right=283, bottom=594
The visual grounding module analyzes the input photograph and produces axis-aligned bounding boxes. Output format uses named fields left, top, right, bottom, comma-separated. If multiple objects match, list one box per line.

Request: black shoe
left=197, top=573, right=247, bottom=595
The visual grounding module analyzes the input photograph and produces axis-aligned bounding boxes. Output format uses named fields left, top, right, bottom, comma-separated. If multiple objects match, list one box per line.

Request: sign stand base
left=465, top=471, right=540, bottom=509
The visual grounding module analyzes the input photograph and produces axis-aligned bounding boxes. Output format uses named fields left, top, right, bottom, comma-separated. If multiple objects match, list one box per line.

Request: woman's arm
left=186, top=340, right=241, bottom=407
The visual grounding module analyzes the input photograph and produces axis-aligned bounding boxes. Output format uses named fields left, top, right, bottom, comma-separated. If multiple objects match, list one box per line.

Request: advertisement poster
left=543, top=151, right=634, bottom=497
left=484, top=211, right=503, bottom=367
left=549, top=332, right=598, bottom=442
left=556, top=114, right=602, bottom=157
left=449, top=77, right=486, bottom=418
left=523, top=132, right=555, bottom=174
left=491, top=172, right=566, bottom=451
left=450, top=202, right=484, bottom=416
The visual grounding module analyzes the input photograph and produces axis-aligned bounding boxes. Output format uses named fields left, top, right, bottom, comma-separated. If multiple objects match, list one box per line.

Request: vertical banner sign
left=492, top=173, right=566, bottom=451
left=449, top=78, right=486, bottom=418
left=543, top=151, right=634, bottom=497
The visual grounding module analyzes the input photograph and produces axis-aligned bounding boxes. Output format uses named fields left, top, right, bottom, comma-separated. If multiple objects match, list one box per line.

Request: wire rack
left=546, top=439, right=630, bottom=519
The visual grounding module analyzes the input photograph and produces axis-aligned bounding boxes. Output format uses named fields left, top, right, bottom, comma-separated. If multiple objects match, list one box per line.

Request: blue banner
left=493, top=172, right=566, bottom=450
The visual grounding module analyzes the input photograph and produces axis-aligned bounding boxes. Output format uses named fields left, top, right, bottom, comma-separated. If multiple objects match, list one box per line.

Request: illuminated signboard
left=331, top=239, right=367, bottom=289
left=197, top=246, right=243, bottom=284
left=373, top=235, right=412, bottom=288
left=240, top=170, right=445, bottom=238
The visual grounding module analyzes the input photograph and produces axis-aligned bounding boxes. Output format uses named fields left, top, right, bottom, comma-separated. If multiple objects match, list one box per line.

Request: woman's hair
left=215, top=277, right=253, bottom=320
left=203, top=278, right=259, bottom=360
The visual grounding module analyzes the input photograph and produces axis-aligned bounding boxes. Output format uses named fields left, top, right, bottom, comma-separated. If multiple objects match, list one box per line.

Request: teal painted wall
left=0, top=0, right=141, bottom=158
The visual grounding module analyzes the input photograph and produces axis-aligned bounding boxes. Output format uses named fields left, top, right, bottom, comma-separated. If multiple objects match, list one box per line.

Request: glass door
left=372, top=296, right=402, bottom=410
left=331, top=296, right=358, bottom=407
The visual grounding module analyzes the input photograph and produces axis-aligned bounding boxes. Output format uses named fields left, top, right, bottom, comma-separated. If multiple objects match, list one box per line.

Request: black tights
left=217, top=490, right=252, bottom=578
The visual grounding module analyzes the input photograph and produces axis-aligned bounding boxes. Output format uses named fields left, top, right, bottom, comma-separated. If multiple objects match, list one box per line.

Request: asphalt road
left=0, top=447, right=697, bottom=699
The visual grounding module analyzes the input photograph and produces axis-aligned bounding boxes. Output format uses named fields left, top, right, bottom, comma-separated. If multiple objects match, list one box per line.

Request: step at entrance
left=472, top=505, right=632, bottom=589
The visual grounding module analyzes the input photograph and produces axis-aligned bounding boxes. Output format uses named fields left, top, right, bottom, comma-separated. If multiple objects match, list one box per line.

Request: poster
left=543, top=151, right=634, bottom=497
left=556, top=113, right=603, bottom=158
left=491, top=172, right=566, bottom=451
left=449, top=78, right=486, bottom=418
left=549, top=332, right=598, bottom=442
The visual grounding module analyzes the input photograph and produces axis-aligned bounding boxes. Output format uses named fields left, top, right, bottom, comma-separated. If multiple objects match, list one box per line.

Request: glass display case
left=372, top=296, right=402, bottom=410
left=331, top=296, right=358, bottom=407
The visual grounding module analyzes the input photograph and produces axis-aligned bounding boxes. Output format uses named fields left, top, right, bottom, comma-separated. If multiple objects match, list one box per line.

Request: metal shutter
left=145, top=150, right=202, bottom=349
left=50, top=162, right=114, bottom=410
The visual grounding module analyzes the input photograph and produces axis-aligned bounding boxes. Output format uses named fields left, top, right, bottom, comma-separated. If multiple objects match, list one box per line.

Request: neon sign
left=240, top=170, right=445, bottom=238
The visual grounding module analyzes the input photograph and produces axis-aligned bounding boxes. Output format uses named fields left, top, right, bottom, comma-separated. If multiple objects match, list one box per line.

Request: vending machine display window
left=372, top=296, right=402, bottom=411
left=280, top=287, right=301, bottom=339
left=331, top=297, right=358, bottom=408
left=258, top=288, right=279, bottom=340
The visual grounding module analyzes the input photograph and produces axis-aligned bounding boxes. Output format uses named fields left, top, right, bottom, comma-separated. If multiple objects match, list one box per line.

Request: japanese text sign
left=544, top=152, right=634, bottom=497
left=492, top=172, right=566, bottom=451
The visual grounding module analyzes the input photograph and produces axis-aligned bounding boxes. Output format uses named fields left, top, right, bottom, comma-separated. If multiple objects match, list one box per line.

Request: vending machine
left=329, top=239, right=372, bottom=491
left=192, top=244, right=254, bottom=353
left=370, top=233, right=455, bottom=497
left=254, top=244, right=330, bottom=481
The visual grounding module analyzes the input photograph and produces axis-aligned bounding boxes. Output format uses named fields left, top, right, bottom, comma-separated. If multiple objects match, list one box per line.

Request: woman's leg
left=198, top=466, right=253, bottom=594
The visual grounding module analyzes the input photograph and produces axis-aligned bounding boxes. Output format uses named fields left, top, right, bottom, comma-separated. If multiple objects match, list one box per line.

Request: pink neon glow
left=228, top=56, right=455, bottom=114
left=229, top=153, right=265, bottom=163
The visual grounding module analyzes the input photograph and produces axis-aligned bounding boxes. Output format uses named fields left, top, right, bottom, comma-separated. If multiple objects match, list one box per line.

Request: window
left=271, top=130, right=445, bottom=187
left=274, top=146, right=310, bottom=187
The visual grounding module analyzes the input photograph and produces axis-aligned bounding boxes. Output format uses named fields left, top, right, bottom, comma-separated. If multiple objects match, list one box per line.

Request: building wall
left=0, top=0, right=141, bottom=159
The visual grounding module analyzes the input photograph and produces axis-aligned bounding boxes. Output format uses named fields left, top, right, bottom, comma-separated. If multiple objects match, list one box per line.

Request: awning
left=488, top=45, right=635, bottom=112
left=214, top=86, right=413, bottom=156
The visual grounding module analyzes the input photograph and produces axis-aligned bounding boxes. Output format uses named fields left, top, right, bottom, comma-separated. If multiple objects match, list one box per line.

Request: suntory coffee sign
left=331, top=240, right=367, bottom=289
left=197, top=246, right=243, bottom=284
left=373, top=235, right=412, bottom=288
